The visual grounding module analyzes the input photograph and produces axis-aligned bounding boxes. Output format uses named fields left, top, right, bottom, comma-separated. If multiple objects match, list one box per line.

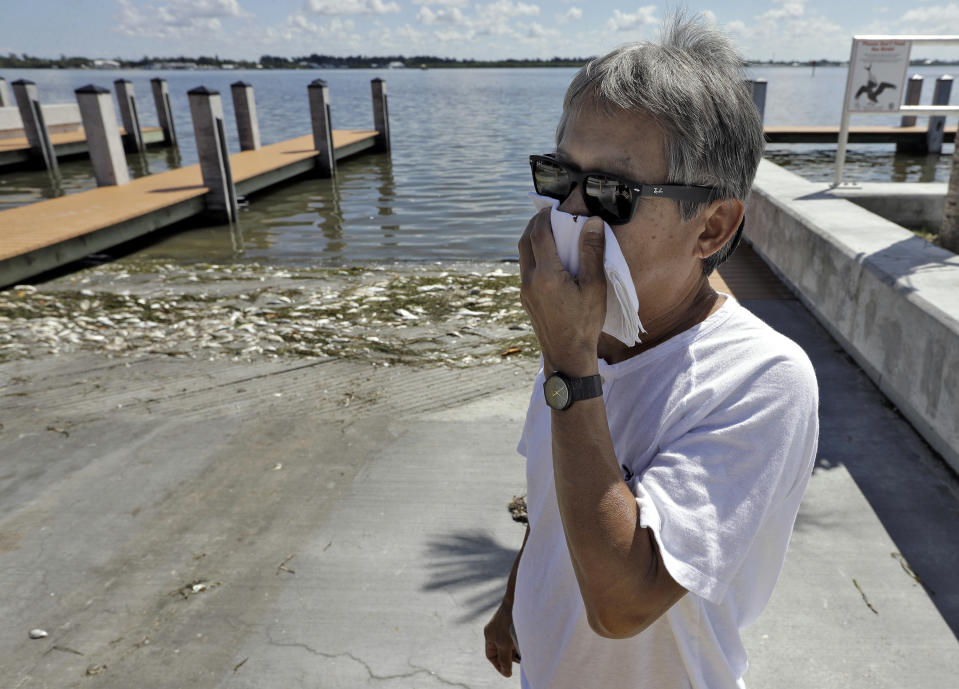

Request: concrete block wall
left=746, top=160, right=959, bottom=472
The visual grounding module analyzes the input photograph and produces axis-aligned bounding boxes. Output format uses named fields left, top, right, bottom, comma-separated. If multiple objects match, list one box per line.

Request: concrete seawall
left=746, top=160, right=959, bottom=472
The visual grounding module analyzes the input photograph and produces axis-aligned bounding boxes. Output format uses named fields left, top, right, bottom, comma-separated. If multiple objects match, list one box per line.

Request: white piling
left=230, top=81, right=261, bottom=151
left=114, top=79, right=144, bottom=153
left=188, top=86, right=238, bottom=223
left=0, top=77, right=11, bottom=108
left=150, top=78, right=178, bottom=148
left=749, top=79, right=767, bottom=124
left=11, top=79, right=59, bottom=174
left=926, top=75, right=953, bottom=155
left=75, top=84, right=130, bottom=187
left=370, top=78, right=391, bottom=152
left=308, top=79, right=335, bottom=177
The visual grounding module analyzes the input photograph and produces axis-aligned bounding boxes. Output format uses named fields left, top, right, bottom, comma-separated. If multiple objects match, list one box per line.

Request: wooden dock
left=0, top=130, right=378, bottom=288
left=765, top=124, right=957, bottom=144
left=0, top=126, right=166, bottom=167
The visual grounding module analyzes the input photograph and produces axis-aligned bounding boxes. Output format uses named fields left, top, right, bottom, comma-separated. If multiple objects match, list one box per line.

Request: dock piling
left=943, top=131, right=959, bottom=252
left=0, top=77, right=10, bottom=107
left=749, top=79, right=767, bottom=124
left=188, top=86, right=238, bottom=223
left=896, top=75, right=925, bottom=153
left=900, top=75, right=924, bottom=127
left=926, top=75, right=953, bottom=155
left=75, top=84, right=130, bottom=187
left=11, top=79, right=59, bottom=174
left=150, top=78, right=178, bottom=149
left=114, top=79, right=145, bottom=153
left=230, top=81, right=261, bottom=151
left=370, top=78, right=391, bottom=153
left=308, top=79, right=335, bottom=177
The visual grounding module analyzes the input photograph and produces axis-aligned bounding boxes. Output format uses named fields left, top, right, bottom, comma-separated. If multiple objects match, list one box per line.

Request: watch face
left=544, top=374, right=570, bottom=410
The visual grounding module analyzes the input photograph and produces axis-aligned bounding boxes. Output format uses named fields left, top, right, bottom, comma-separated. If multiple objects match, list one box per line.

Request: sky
left=1, top=0, right=958, bottom=62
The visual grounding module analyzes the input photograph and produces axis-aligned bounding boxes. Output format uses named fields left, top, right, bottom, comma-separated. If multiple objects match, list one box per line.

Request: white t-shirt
left=513, top=296, right=819, bottom=689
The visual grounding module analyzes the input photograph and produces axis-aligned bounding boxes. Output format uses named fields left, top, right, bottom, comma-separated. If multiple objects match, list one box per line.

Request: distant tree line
left=0, top=52, right=592, bottom=70
left=257, top=54, right=593, bottom=68
left=1, top=53, right=95, bottom=69
left=3, top=52, right=957, bottom=70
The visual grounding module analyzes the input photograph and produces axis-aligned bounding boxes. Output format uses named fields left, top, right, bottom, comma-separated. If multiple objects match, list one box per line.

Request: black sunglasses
left=529, top=154, right=720, bottom=226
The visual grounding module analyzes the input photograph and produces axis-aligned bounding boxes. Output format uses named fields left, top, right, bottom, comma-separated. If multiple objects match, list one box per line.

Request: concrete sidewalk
left=2, top=297, right=958, bottom=687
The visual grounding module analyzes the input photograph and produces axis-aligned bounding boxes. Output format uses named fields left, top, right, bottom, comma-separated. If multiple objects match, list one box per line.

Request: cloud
left=176, top=0, right=242, bottom=18
left=607, top=6, right=657, bottom=32
left=414, top=0, right=540, bottom=43
left=433, top=28, right=469, bottom=43
left=411, top=0, right=468, bottom=6
left=115, top=0, right=244, bottom=38
left=393, top=23, right=427, bottom=44
left=304, top=0, right=400, bottom=15
left=527, top=22, right=560, bottom=39
left=760, top=0, right=805, bottom=21
left=285, top=13, right=355, bottom=35
left=558, top=7, right=582, bottom=23
left=723, top=0, right=844, bottom=60
left=417, top=6, right=468, bottom=25
left=477, top=0, right=539, bottom=19
left=897, top=2, right=959, bottom=30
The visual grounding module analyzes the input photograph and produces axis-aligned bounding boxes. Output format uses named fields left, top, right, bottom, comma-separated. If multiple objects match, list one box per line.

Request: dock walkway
left=765, top=123, right=957, bottom=144
left=0, top=130, right=378, bottom=288
left=0, top=126, right=166, bottom=167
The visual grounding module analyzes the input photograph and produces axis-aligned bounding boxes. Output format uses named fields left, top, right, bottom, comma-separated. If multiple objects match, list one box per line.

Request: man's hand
left=518, top=209, right=607, bottom=376
left=484, top=603, right=520, bottom=677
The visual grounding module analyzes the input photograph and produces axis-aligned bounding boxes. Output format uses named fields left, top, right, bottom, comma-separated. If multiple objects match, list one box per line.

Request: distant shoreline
left=5, top=56, right=958, bottom=71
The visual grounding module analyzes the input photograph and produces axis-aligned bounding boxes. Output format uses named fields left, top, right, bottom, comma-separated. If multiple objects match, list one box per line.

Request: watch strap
left=566, top=373, right=603, bottom=403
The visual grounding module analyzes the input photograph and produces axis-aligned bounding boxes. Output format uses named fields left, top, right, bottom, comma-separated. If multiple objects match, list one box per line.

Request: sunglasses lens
left=585, top=175, right=633, bottom=224
left=532, top=158, right=569, bottom=199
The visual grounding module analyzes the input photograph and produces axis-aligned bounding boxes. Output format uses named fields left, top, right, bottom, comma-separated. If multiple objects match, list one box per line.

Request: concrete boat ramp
left=1, top=244, right=957, bottom=687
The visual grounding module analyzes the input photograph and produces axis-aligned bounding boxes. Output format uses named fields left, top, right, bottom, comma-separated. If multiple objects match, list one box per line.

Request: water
left=0, top=66, right=954, bottom=266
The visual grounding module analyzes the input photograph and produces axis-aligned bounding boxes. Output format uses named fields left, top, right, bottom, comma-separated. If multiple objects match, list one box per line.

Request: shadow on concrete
left=422, top=530, right=519, bottom=623
left=745, top=298, right=959, bottom=639
left=861, top=236, right=956, bottom=286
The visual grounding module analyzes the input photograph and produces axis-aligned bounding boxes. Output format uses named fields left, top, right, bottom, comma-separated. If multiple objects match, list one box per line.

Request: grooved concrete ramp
left=1, top=291, right=958, bottom=687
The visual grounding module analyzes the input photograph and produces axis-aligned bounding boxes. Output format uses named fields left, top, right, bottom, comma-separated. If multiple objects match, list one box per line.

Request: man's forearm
left=502, top=524, right=530, bottom=607
left=551, top=397, right=679, bottom=638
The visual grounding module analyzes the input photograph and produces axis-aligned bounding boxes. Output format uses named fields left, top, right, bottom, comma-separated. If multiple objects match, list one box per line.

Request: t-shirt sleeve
left=627, top=353, right=819, bottom=605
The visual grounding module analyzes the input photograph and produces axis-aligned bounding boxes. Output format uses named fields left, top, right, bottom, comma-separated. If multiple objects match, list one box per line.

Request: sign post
left=834, top=35, right=959, bottom=186
left=835, top=38, right=911, bottom=185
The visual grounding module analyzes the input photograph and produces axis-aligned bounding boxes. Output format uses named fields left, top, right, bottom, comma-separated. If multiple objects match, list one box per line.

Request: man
left=484, top=13, right=819, bottom=689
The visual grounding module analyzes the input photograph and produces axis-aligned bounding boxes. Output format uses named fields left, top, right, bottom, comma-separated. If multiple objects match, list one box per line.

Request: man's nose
left=557, top=183, right=590, bottom=217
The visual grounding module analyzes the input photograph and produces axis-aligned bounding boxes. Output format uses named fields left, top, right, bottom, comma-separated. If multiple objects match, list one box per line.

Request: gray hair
left=556, top=11, right=765, bottom=275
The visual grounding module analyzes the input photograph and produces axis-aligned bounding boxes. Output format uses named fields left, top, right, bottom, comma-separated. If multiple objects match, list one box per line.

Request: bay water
left=0, top=65, right=954, bottom=266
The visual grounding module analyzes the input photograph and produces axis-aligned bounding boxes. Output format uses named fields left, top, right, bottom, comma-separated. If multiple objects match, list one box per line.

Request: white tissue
left=529, top=192, right=645, bottom=346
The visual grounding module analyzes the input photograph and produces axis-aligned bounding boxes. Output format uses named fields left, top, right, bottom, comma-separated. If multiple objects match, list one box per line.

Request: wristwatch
left=543, top=371, right=603, bottom=411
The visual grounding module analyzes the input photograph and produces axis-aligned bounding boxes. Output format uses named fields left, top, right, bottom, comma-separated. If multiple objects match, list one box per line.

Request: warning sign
left=846, top=39, right=912, bottom=112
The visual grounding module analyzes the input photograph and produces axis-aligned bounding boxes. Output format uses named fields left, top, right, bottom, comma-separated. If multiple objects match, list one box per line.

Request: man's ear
left=697, top=199, right=745, bottom=260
